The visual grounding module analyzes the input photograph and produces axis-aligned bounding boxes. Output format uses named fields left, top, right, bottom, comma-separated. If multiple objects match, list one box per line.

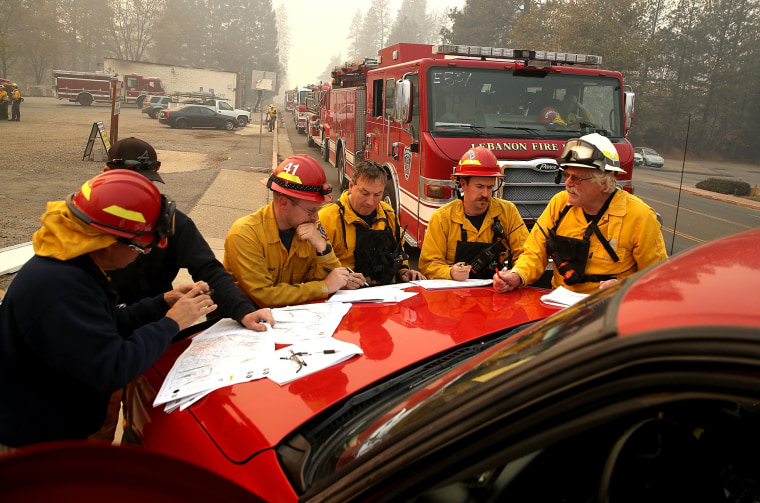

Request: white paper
left=327, top=285, right=418, bottom=303
left=153, top=318, right=274, bottom=408
left=410, top=278, right=493, bottom=290
left=540, top=286, right=589, bottom=308
left=266, top=338, right=363, bottom=385
left=268, top=302, right=352, bottom=344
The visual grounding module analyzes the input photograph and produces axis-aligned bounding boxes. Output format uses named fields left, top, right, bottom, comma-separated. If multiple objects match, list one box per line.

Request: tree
left=354, top=0, right=391, bottom=60
left=346, top=10, right=364, bottom=61
left=0, top=0, right=30, bottom=77
left=110, top=0, right=165, bottom=62
left=387, top=0, right=437, bottom=45
left=19, top=0, right=63, bottom=83
left=442, top=0, right=529, bottom=47
left=318, top=53, right=342, bottom=84
left=276, top=3, right=290, bottom=89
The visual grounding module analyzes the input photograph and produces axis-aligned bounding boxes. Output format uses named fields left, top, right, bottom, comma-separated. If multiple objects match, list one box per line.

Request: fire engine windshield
left=427, top=67, right=624, bottom=140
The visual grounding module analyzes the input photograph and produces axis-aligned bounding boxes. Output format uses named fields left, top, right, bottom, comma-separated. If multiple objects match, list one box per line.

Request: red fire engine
left=305, top=82, right=331, bottom=158
left=293, top=84, right=317, bottom=134
left=285, top=89, right=296, bottom=112
left=52, top=70, right=165, bottom=107
left=321, top=43, right=636, bottom=249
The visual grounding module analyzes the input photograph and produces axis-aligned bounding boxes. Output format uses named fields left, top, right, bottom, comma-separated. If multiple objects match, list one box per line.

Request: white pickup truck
left=193, top=98, right=251, bottom=127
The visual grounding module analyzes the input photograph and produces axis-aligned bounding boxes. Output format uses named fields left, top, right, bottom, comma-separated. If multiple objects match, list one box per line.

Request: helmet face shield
left=560, top=133, right=625, bottom=173
left=561, top=138, right=601, bottom=164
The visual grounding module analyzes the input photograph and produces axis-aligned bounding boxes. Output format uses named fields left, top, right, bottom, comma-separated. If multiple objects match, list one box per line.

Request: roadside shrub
left=695, top=178, right=751, bottom=196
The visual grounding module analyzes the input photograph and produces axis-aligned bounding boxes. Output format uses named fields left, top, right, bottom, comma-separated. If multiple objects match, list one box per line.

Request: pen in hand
left=346, top=267, right=369, bottom=287
left=495, top=267, right=507, bottom=281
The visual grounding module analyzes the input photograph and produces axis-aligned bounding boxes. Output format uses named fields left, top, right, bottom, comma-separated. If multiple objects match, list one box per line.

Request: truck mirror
left=624, top=91, right=635, bottom=135
left=394, top=79, right=413, bottom=124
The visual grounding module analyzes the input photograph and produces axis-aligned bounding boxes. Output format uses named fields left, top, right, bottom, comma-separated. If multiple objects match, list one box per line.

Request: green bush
left=695, top=178, right=751, bottom=196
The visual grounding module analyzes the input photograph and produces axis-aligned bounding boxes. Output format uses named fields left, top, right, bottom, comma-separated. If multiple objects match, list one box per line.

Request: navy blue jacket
left=0, top=254, right=178, bottom=447
left=108, top=210, right=257, bottom=322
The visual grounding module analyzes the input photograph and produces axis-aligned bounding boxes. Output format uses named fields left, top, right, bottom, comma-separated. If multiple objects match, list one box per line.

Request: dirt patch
left=0, top=97, right=273, bottom=292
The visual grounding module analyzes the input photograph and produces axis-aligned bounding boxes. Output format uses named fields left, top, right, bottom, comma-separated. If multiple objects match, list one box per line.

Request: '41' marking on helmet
left=281, top=162, right=300, bottom=176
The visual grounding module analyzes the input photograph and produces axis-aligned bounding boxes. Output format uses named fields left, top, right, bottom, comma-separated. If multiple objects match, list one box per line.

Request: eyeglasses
left=117, top=237, right=152, bottom=254
left=562, top=173, right=594, bottom=184
left=286, top=197, right=320, bottom=217
left=280, top=349, right=308, bottom=373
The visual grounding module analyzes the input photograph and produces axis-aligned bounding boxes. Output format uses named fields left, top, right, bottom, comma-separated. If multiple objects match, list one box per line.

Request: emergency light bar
left=432, top=45, right=602, bottom=66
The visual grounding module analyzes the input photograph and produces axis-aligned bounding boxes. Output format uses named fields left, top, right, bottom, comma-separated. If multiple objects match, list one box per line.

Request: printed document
left=540, top=286, right=589, bottom=308
left=154, top=318, right=274, bottom=411
left=411, top=278, right=493, bottom=290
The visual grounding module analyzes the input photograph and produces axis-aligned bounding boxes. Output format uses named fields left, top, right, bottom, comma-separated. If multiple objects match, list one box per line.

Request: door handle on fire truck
left=391, top=142, right=403, bottom=161
left=366, top=133, right=374, bottom=149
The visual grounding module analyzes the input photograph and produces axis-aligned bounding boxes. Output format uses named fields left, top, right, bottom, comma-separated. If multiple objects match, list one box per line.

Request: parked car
left=634, top=146, right=665, bottom=168
left=141, top=95, right=175, bottom=118
left=633, top=151, right=644, bottom=166
left=158, top=105, right=237, bottom=130
left=199, top=98, right=251, bottom=127
left=124, top=227, right=760, bottom=502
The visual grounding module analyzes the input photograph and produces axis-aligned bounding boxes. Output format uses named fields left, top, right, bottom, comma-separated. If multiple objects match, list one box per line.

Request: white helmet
left=560, top=133, right=626, bottom=173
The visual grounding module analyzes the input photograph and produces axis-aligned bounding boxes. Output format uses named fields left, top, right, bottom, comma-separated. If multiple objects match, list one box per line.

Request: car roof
left=616, top=226, right=760, bottom=335
left=147, top=286, right=559, bottom=462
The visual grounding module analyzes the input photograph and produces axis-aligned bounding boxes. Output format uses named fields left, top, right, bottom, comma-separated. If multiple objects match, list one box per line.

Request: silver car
left=634, top=147, right=664, bottom=168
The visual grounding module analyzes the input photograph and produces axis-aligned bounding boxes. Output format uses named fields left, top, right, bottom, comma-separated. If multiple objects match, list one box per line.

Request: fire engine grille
left=500, top=168, right=564, bottom=221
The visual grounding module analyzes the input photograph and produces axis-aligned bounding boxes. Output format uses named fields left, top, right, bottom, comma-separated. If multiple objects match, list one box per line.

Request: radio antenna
left=670, top=114, right=691, bottom=255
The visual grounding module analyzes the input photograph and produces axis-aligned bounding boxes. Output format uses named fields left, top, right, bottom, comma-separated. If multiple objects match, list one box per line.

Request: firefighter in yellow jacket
left=0, top=86, right=8, bottom=120
left=267, top=104, right=277, bottom=132
left=223, top=155, right=349, bottom=308
left=319, top=159, right=425, bottom=288
left=494, top=133, right=668, bottom=295
left=419, top=146, right=529, bottom=281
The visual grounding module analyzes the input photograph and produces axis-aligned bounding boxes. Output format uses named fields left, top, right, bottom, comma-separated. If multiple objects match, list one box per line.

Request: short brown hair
left=352, top=159, right=387, bottom=185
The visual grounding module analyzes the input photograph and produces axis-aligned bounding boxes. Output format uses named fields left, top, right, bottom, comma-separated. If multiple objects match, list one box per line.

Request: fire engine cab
left=324, top=43, right=636, bottom=249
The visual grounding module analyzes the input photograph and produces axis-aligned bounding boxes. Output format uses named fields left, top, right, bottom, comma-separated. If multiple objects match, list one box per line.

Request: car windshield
left=293, top=282, right=622, bottom=488
left=427, top=67, right=624, bottom=139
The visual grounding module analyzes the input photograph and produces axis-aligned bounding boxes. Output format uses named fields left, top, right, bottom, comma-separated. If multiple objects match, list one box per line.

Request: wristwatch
left=315, top=243, right=333, bottom=256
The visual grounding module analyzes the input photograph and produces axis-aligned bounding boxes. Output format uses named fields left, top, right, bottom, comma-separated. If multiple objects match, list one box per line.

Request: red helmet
left=66, top=170, right=174, bottom=248
left=265, top=154, right=332, bottom=202
left=537, top=107, right=559, bottom=123
left=451, top=146, right=504, bottom=180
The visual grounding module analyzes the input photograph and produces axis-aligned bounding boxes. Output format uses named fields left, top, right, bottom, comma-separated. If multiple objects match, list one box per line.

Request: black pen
left=346, top=267, right=369, bottom=287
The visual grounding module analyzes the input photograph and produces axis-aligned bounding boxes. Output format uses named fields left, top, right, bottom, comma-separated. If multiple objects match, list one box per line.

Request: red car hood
left=136, top=285, right=558, bottom=463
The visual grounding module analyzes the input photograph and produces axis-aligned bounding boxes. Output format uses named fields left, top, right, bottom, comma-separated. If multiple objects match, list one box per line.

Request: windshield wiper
left=489, top=125, right=542, bottom=137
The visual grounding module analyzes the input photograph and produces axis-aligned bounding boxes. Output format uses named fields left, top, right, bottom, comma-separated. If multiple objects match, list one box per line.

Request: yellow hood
left=33, top=200, right=117, bottom=260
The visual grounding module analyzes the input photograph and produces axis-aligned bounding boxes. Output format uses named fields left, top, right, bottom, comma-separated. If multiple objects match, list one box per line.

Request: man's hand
left=493, top=270, right=522, bottom=293
left=400, top=269, right=426, bottom=282
left=241, top=309, right=275, bottom=331
left=343, top=271, right=368, bottom=290
left=296, top=222, right=328, bottom=252
left=165, top=281, right=217, bottom=331
left=163, top=284, right=195, bottom=307
left=325, top=267, right=350, bottom=293
left=599, top=279, right=618, bottom=290
left=450, top=262, right=472, bottom=282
